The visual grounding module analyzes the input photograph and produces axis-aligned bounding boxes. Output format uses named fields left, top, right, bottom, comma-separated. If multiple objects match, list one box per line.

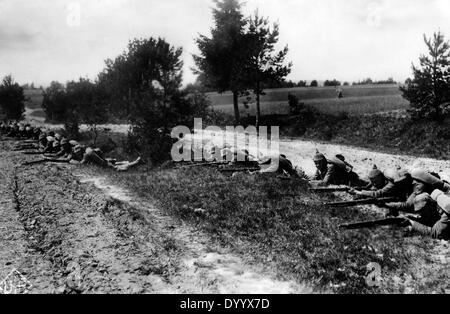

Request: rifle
left=181, top=161, right=229, bottom=168
left=324, top=197, right=399, bottom=207
left=339, top=217, right=407, bottom=230
left=219, top=167, right=260, bottom=172
left=310, top=187, right=351, bottom=193
left=22, top=159, right=70, bottom=166
left=22, top=151, right=45, bottom=155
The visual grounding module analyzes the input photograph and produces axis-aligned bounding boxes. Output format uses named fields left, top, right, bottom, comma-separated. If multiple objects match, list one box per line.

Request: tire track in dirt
left=13, top=161, right=182, bottom=293
left=74, top=172, right=312, bottom=294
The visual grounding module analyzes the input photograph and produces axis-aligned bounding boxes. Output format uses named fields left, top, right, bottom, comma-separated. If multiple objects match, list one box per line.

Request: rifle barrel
left=324, top=197, right=399, bottom=207
left=22, top=159, right=70, bottom=166
left=339, top=217, right=406, bottom=229
left=22, top=151, right=45, bottom=155
left=309, top=187, right=350, bottom=192
left=219, top=167, right=260, bottom=172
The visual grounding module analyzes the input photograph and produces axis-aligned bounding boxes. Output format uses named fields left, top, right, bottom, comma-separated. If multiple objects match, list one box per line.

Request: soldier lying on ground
left=349, top=166, right=413, bottom=200
left=258, top=154, right=307, bottom=179
left=42, top=137, right=61, bottom=154
left=6, top=122, right=19, bottom=137
left=381, top=168, right=450, bottom=217
left=219, top=147, right=259, bottom=167
left=78, top=146, right=142, bottom=172
left=397, top=190, right=450, bottom=240
left=310, top=151, right=369, bottom=187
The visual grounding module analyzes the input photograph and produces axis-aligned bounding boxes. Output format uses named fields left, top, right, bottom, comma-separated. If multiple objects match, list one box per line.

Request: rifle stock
left=324, top=197, right=399, bottom=207
left=339, top=217, right=407, bottom=229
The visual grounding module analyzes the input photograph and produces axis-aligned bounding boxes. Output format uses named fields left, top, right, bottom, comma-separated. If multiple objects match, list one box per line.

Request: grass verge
left=103, top=165, right=448, bottom=294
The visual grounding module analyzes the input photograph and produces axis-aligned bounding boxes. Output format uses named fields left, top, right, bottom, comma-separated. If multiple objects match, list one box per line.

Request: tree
left=400, top=31, right=450, bottom=122
left=310, top=80, right=318, bottom=87
left=99, top=37, right=183, bottom=120
left=242, top=11, right=292, bottom=130
left=0, top=75, right=25, bottom=121
left=42, top=81, right=67, bottom=122
left=42, top=79, right=108, bottom=138
left=324, top=79, right=341, bottom=87
left=193, top=0, right=248, bottom=123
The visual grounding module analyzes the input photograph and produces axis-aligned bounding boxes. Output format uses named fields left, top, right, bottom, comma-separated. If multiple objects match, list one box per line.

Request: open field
left=208, top=85, right=409, bottom=116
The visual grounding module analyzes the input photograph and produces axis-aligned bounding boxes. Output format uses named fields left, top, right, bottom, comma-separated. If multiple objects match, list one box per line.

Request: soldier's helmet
left=411, top=169, right=442, bottom=187
left=369, top=165, right=384, bottom=182
left=413, top=193, right=433, bottom=213
left=431, top=190, right=450, bottom=214
left=313, top=150, right=326, bottom=162
left=384, top=169, right=411, bottom=184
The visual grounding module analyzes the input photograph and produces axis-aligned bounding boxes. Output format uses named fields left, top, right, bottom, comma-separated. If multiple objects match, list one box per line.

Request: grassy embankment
left=91, top=162, right=446, bottom=294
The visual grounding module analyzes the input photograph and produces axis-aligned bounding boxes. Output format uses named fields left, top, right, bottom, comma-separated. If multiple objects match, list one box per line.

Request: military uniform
left=386, top=169, right=450, bottom=239
left=259, top=154, right=306, bottom=178
left=311, top=152, right=368, bottom=187
left=81, top=147, right=109, bottom=167
left=358, top=168, right=412, bottom=200
left=408, top=190, right=450, bottom=240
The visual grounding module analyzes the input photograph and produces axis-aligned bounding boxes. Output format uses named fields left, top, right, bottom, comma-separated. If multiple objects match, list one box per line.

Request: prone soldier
left=382, top=168, right=450, bottom=218
left=310, top=151, right=369, bottom=187
left=349, top=166, right=412, bottom=200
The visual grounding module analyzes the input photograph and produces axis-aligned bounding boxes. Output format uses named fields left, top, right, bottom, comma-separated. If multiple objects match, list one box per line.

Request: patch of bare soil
left=73, top=171, right=310, bottom=294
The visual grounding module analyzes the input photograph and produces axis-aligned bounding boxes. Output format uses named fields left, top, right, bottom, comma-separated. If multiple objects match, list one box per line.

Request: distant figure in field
left=337, top=88, right=344, bottom=99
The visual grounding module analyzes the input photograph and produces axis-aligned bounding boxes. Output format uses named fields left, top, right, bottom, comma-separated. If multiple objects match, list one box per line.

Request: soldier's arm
left=309, top=170, right=321, bottom=181
left=385, top=193, right=415, bottom=213
left=359, top=182, right=396, bottom=199
left=320, top=164, right=335, bottom=186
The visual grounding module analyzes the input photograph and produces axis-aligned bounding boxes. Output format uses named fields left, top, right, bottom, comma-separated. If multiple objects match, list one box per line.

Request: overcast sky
left=0, top=0, right=449, bottom=87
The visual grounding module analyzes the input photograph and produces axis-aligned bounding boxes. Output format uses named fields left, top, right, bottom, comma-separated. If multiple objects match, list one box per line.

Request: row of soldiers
left=2, top=121, right=449, bottom=240
left=0, top=121, right=141, bottom=172
left=213, top=145, right=450, bottom=240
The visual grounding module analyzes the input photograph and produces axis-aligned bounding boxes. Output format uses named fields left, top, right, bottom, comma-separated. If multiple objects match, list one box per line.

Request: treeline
left=352, top=77, right=397, bottom=86
left=41, top=37, right=221, bottom=163
left=0, top=75, right=25, bottom=121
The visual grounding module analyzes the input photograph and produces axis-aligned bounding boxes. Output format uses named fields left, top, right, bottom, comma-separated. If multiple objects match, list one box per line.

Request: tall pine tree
left=401, top=31, right=450, bottom=122
left=193, top=0, right=248, bottom=123
left=242, top=11, right=292, bottom=130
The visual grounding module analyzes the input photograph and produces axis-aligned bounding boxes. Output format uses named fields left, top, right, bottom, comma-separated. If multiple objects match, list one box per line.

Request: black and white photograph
left=0, top=0, right=449, bottom=299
